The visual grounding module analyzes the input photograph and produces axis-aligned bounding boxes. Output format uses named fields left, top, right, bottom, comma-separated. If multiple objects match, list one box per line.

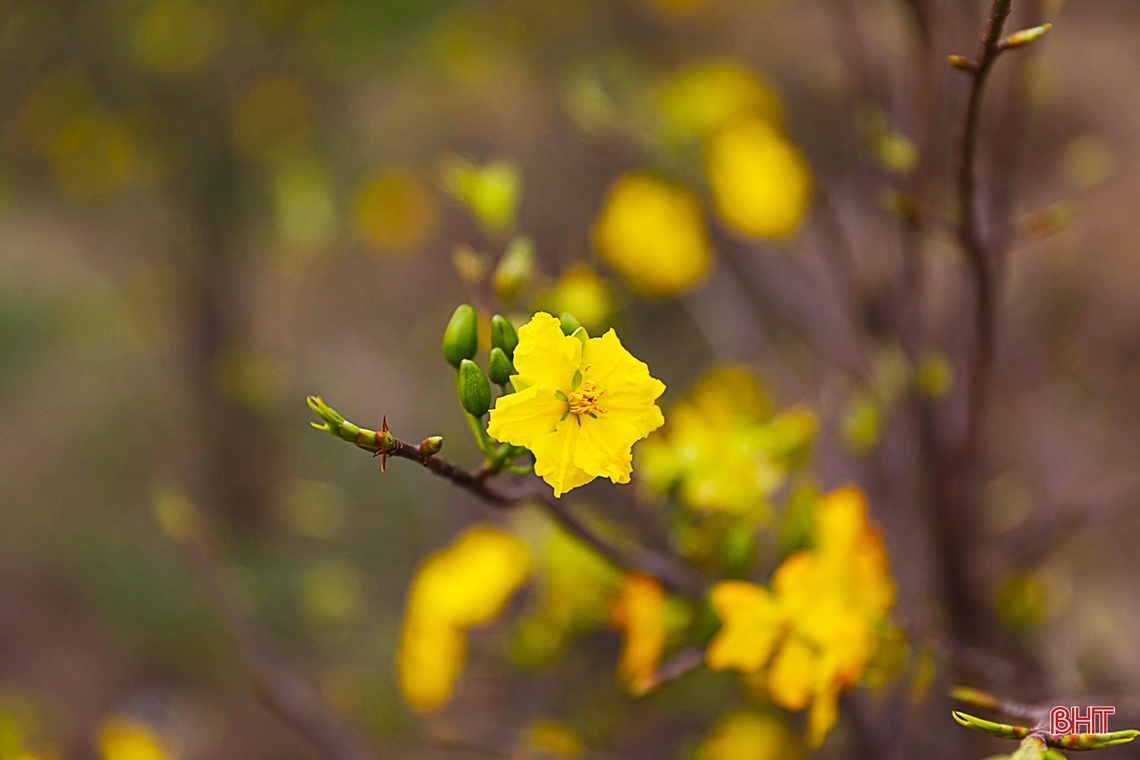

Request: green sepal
left=307, top=396, right=395, bottom=455
left=952, top=711, right=1030, bottom=741
left=559, top=312, right=581, bottom=336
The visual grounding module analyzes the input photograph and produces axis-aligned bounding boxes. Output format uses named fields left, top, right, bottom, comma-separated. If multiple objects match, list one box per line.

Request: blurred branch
left=181, top=537, right=381, bottom=760
left=307, top=397, right=706, bottom=597
left=636, top=646, right=705, bottom=694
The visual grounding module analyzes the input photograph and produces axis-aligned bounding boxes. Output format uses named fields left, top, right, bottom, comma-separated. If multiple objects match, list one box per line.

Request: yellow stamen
left=568, top=380, right=606, bottom=416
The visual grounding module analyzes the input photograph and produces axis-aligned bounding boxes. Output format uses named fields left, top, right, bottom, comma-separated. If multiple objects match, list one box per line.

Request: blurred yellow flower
left=231, top=75, right=314, bottom=163
left=133, top=0, right=226, bottom=76
left=541, top=265, right=612, bottom=333
left=97, top=717, right=174, bottom=760
left=301, top=560, right=364, bottom=624
left=518, top=720, right=585, bottom=759
left=698, top=712, right=800, bottom=760
left=354, top=166, right=438, bottom=256
left=611, top=574, right=666, bottom=691
left=398, top=525, right=531, bottom=712
left=637, top=368, right=814, bottom=516
left=592, top=173, right=711, bottom=298
left=705, top=487, right=895, bottom=748
left=440, top=155, right=521, bottom=236
left=656, top=61, right=782, bottom=140
left=706, top=117, right=811, bottom=239
left=488, top=312, right=665, bottom=497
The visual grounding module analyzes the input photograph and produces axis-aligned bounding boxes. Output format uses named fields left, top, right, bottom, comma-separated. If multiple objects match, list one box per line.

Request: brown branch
left=181, top=539, right=381, bottom=760
left=955, top=0, right=1014, bottom=456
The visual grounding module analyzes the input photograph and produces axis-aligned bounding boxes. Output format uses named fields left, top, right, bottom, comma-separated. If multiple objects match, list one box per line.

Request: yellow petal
left=767, top=637, right=817, bottom=711
left=488, top=385, right=566, bottom=448
left=806, top=678, right=840, bottom=749
left=583, top=329, right=667, bottom=437
left=612, top=574, right=667, bottom=689
left=705, top=581, right=782, bottom=673
left=397, top=617, right=466, bottom=712
left=814, top=486, right=867, bottom=557
left=512, top=312, right=581, bottom=394
left=574, top=414, right=639, bottom=484
left=531, top=416, right=596, bottom=497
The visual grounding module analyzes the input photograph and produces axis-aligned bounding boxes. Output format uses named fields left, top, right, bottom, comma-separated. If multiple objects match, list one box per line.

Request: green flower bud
left=458, top=359, right=492, bottom=417
left=490, top=315, right=519, bottom=358
left=417, top=436, right=444, bottom=458
left=442, top=304, right=479, bottom=367
left=559, top=312, right=581, bottom=336
left=570, top=325, right=589, bottom=346
left=488, top=347, right=514, bottom=386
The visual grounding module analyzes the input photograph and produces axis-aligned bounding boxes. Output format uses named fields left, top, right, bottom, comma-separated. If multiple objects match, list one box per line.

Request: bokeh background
left=3, top=0, right=1140, bottom=758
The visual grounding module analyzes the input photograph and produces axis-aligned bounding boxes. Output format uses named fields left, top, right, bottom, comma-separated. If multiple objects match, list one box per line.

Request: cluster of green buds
left=951, top=687, right=1139, bottom=760
left=442, top=304, right=533, bottom=474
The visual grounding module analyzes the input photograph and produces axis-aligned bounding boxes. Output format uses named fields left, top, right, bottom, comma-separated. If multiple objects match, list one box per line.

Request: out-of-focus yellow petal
left=612, top=574, right=667, bottom=690
left=656, top=61, right=782, bottom=139
left=96, top=717, right=172, bottom=760
left=542, top=266, right=611, bottom=332
left=767, top=637, right=817, bottom=711
left=698, top=712, right=799, bottom=760
left=706, top=581, right=783, bottom=673
left=512, top=312, right=581, bottom=393
left=593, top=173, right=711, bottom=298
left=814, top=486, right=867, bottom=557
left=806, top=677, right=840, bottom=749
left=488, top=385, right=567, bottom=448
left=706, top=117, right=811, bottom=240
left=397, top=617, right=466, bottom=712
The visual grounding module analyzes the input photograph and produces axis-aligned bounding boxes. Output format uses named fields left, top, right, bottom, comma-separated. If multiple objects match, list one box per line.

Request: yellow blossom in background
left=440, top=155, right=521, bottom=236
left=540, top=265, right=612, bottom=333
left=231, top=75, right=314, bottom=163
left=132, top=0, right=226, bottom=76
left=398, top=525, right=531, bottom=712
left=354, top=166, right=439, bottom=256
left=19, top=71, right=93, bottom=157
left=301, top=560, right=364, bottom=624
left=517, top=720, right=585, bottom=759
left=592, top=173, right=711, bottom=298
left=706, top=117, right=811, bottom=240
left=611, top=574, right=666, bottom=691
left=698, top=712, right=801, bottom=760
left=705, top=486, right=895, bottom=748
left=97, top=717, right=174, bottom=760
left=637, top=367, right=814, bottom=517
left=487, top=312, right=665, bottom=497
left=656, top=61, right=782, bottom=141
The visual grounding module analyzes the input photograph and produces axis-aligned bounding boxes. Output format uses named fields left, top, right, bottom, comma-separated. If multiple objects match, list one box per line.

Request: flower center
left=567, top=380, right=606, bottom=416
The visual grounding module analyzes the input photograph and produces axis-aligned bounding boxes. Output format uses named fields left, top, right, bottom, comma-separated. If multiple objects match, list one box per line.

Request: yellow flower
left=656, top=61, right=782, bottom=140
left=637, top=367, right=813, bottom=516
left=706, top=581, right=783, bottom=673
left=397, top=525, right=531, bottom=712
left=697, top=712, right=801, bottom=760
left=97, top=717, right=173, bottom=760
left=541, top=265, right=612, bottom=333
left=611, top=574, right=667, bottom=691
left=704, top=487, right=895, bottom=748
left=592, top=173, right=711, bottom=298
left=706, top=117, right=811, bottom=239
left=354, top=166, right=438, bottom=256
left=488, top=312, right=665, bottom=497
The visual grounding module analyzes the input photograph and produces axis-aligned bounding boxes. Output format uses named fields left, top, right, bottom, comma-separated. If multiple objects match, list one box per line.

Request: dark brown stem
left=383, top=437, right=707, bottom=597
